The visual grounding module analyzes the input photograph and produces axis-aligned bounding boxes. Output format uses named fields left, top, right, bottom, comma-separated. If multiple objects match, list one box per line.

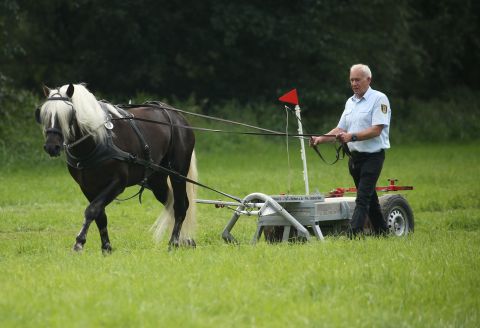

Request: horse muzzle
left=43, top=128, right=64, bottom=157
left=44, top=143, right=62, bottom=157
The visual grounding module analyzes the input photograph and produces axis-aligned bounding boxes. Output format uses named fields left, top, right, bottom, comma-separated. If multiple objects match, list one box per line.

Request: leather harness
left=64, top=102, right=175, bottom=201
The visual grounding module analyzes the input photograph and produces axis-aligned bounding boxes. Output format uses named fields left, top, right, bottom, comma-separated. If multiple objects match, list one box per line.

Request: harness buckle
left=129, top=153, right=137, bottom=162
left=104, top=121, right=114, bottom=130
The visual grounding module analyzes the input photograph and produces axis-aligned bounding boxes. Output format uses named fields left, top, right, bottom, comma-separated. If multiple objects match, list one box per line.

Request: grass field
left=1, top=142, right=479, bottom=327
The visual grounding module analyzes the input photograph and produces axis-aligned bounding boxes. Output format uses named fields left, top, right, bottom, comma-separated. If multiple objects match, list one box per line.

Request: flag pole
left=278, top=89, right=309, bottom=195
left=295, top=104, right=309, bottom=195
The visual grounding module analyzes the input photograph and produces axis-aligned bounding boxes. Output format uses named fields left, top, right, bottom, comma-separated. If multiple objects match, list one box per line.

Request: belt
left=350, top=149, right=384, bottom=157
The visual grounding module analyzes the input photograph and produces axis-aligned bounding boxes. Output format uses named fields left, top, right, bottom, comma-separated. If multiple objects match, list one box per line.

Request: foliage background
left=0, top=0, right=480, bottom=163
left=1, top=0, right=479, bottom=143
left=1, top=0, right=479, bottom=163
left=1, top=2, right=480, bottom=326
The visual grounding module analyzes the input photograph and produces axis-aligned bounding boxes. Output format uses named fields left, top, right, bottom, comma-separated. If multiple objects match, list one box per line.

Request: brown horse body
left=36, top=84, right=197, bottom=252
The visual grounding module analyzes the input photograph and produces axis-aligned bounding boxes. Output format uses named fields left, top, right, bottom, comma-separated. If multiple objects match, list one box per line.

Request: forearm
left=338, top=125, right=383, bottom=143
left=311, top=127, right=345, bottom=145
left=327, top=127, right=345, bottom=136
left=353, top=126, right=383, bottom=141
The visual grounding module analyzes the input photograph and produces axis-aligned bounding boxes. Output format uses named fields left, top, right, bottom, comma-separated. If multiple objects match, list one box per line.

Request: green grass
left=1, top=142, right=479, bottom=327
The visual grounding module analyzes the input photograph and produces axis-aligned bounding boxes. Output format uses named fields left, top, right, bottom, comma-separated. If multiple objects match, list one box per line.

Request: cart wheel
left=379, top=194, right=414, bottom=236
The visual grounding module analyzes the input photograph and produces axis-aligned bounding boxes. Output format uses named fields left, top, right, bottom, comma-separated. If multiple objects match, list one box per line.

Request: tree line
left=1, top=0, right=479, bottom=112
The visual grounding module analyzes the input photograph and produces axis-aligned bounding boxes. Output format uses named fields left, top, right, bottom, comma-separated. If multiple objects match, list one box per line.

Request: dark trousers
left=348, top=150, right=388, bottom=234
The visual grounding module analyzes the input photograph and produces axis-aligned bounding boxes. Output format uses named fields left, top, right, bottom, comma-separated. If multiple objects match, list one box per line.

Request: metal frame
left=194, top=96, right=413, bottom=244
left=197, top=193, right=355, bottom=244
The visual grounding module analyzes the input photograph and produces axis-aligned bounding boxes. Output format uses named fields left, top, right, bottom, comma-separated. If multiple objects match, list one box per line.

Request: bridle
left=37, top=90, right=76, bottom=142
left=39, top=92, right=116, bottom=151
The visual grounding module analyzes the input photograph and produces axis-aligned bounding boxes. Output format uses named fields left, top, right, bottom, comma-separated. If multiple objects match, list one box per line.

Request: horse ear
left=66, top=83, right=74, bottom=98
left=42, top=85, right=51, bottom=97
left=35, top=107, right=41, bottom=124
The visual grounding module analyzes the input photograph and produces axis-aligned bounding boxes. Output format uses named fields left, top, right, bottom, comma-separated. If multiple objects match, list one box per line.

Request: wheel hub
left=387, top=208, right=408, bottom=236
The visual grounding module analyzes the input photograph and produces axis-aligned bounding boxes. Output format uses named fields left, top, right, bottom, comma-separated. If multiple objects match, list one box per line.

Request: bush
left=0, top=84, right=47, bottom=168
left=0, top=86, right=477, bottom=168
left=390, top=87, right=479, bottom=143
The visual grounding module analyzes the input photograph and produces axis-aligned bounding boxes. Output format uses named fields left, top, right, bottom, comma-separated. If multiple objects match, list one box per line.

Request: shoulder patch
left=381, top=104, right=388, bottom=114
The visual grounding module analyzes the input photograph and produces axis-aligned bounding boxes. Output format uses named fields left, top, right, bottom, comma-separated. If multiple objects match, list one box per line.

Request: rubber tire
left=379, top=194, right=414, bottom=236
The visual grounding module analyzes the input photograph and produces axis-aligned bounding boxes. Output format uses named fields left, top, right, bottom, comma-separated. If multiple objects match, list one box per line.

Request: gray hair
left=350, top=64, right=372, bottom=78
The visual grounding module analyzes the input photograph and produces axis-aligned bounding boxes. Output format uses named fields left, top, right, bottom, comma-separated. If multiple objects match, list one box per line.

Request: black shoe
left=347, top=227, right=365, bottom=240
left=373, top=228, right=390, bottom=238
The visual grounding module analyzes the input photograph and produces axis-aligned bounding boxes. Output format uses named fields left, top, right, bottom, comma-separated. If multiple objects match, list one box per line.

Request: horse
left=35, top=83, right=198, bottom=252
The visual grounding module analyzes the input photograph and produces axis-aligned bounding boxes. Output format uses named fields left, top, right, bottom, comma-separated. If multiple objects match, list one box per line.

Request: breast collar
left=65, top=102, right=170, bottom=170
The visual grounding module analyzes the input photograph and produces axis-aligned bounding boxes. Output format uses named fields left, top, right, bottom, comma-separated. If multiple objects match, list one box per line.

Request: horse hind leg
left=150, top=152, right=198, bottom=249
left=171, top=152, right=198, bottom=249
left=169, top=178, right=196, bottom=249
left=149, top=173, right=170, bottom=205
left=149, top=173, right=175, bottom=242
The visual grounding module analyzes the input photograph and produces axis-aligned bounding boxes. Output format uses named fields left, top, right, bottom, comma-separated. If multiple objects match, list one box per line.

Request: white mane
left=40, top=84, right=116, bottom=144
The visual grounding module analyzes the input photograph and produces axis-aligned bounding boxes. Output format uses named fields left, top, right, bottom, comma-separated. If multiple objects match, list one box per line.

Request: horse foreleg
left=95, top=211, right=112, bottom=253
left=73, top=219, right=93, bottom=251
left=74, top=180, right=123, bottom=252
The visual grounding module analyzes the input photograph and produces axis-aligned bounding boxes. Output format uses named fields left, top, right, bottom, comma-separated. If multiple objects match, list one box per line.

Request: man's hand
left=310, top=128, right=344, bottom=146
left=336, top=132, right=352, bottom=143
left=310, top=136, right=329, bottom=146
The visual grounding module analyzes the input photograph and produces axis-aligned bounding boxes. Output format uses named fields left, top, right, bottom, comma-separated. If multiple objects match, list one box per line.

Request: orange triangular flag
left=278, top=89, right=299, bottom=105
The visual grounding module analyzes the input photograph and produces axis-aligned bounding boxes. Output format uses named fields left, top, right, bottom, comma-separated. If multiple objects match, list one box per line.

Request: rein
left=121, top=101, right=282, bottom=135
left=110, top=115, right=333, bottom=138
left=63, top=119, right=108, bottom=149
left=311, top=143, right=350, bottom=165
left=111, top=112, right=347, bottom=164
left=40, top=98, right=345, bottom=203
left=116, top=113, right=349, bottom=165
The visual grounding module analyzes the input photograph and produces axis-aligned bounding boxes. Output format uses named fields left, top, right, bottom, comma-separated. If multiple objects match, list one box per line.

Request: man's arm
left=336, top=125, right=383, bottom=143
left=310, top=127, right=346, bottom=146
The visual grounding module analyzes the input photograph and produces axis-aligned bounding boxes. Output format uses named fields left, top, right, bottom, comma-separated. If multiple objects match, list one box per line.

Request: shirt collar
left=351, top=87, right=373, bottom=102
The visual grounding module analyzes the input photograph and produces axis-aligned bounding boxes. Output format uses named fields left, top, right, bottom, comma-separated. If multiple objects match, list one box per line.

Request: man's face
left=350, top=68, right=371, bottom=97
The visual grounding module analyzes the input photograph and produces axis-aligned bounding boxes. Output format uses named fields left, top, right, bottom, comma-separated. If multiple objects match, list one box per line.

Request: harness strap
left=160, top=107, right=175, bottom=158
left=107, top=104, right=242, bottom=203
left=99, top=102, right=154, bottom=203
left=114, top=178, right=147, bottom=203
left=128, top=156, right=243, bottom=203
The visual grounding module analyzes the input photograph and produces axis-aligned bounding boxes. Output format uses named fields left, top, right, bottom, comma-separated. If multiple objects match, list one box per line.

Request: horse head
left=35, top=83, right=109, bottom=157
left=35, top=84, right=76, bottom=157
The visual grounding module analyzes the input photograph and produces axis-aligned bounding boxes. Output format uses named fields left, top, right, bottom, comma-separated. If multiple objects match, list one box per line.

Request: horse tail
left=151, top=150, right=198, bottom=243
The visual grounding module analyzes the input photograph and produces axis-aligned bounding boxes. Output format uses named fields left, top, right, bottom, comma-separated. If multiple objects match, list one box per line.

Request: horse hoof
left=168, top=239, right=196, bottom=250
left=185, top=238, right=196, bottom=248
left=102, top=243, right=112, bottom=254
left=168, top=243, right=179, bottom=252
left=73, top=243, right=84, bottom=252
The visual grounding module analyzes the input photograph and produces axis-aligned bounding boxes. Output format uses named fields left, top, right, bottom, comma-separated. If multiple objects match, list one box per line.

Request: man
left=310, top=64, right=391, bottom=237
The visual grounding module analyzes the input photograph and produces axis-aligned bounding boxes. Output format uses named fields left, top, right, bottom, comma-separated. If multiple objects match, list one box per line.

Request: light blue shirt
left=337, top=87, right=391, bottom=153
